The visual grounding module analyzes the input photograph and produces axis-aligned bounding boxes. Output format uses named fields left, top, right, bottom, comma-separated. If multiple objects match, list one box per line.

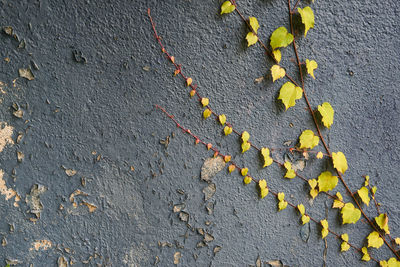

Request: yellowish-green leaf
left=310, top=189, right=318, bottom=199
left=341, top=233, right=349, bottom=242
left=375, top=213, right=390, bottom=234
left=308, top=179, right=317, bottom=189
left=277, top=192, right=285, bottom=201
left=362, top=247, right=370, bottom=262
left=203, top=108, right=211, bottom=119
left=246, top=32, right=258, bottom=47
left=241, top=141, right=251, bottom=153
left=243, top=176, right=252, bottom=184
left=372, top=186, right=377, bottom=195
left=261, top=148, right=273, bottom=168
left=320, top=219, right=329, bottom=239
left=336, top=192, right=343, bottom=201
left=228, top=164, right=236, bottom=173
left=380, top=258, right=400, bottom=267
left=258, top=179, right=267, bottom=189
left=332, top=151, right=348, bottom=174
left=241, top=167, right=248, bottom=176
left=306, top=59, right=318, bottom=79
left=242, top=131, right=250, bottom=142
left=364, top=175, right=370, bottom=186
left=316, top=151, right=323, bottom=159
left=298, top=6, right=315, bottom=37
left=284, top=161, right=296, bottom=179
left=270, top=27, right=294, bottom=50
left=297, top=204, right=305, bottom=215
left=367, top=231, right=384, bottom=249
left=270, top=65, right=286, bottom=82
left=272, top=50, right=282, bottom=63
left=278, top=200, right=287, bottom=211
left=220, top=1, right=235, bottom=15
left=318, top=171, right=338, bottom=192
left=317, top=102, right=334, bottom=128
left=301, top=215, right=310, bottom=224
left=341, top=241, right=350, bottom=252
left=201, top=98, right=209, bottom=107
left=299, top=130, right=320, bottom=149
left=358, top=186, right=370, bottom=206
left=278, top=82, right=303, bottom=110
left=224, top=126, right=232, bottom=136
left=332, top=192, right=344, bottom=209
left=219, top=114, right=226, bottom=125
left=260, top=187, right=269, bottom=198
left=341, top=203, right=361, bottom=224
left=249, top=17, right=259, bottom=33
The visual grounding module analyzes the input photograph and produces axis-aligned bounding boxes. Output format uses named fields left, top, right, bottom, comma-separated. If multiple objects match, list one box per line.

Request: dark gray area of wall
left=0, top=0, right=399, bottom=266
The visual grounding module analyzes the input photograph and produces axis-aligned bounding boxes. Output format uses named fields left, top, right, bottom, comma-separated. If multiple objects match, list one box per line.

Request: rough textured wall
left=0, top=0, right=399, bottom=266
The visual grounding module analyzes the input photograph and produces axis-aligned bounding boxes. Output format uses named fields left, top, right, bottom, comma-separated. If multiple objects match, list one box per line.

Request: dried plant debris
left=58, top=256, right=68, bottom=267
left=72, top=50, right=87, bottom=64
left=16, top=151, right=24, bottom=162
left=178, top=211, right=189, bottom=222
left=6, top=258, right=21, bottom=265
left=256, top=256, right=261, bottom=267
left=202, top=183, right=216, bottom=201
left=203, top=233, right=214, bottom=243
left=201, top=157, right=225, bottom=182
left=267, top=259, right=287, bottom=267
left=81, top=201, right=97, bottom=213
left=213, top=246, right=222, bottom=255
left=19, top=68, right=35, bottom=80
left=64, top=168, right=77, bottom=177
left=205, top=202, right=214, bottom=215
left=26, top=184, right=47, bottom=218
left=173, top=252, right=181, bottom=265
left=173, top=203, right=185, bottom=213
left=158, top=241, right=173, bottom=248
left=3, top=26, right=13, bottom=35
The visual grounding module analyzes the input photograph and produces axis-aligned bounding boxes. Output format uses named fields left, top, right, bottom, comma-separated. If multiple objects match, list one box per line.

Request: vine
left=148, top=1, right=400, bottom=265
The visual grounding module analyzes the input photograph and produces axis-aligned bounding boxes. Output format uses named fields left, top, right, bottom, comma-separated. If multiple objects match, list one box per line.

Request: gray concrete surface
left=0, top=0, right=399, bottom=266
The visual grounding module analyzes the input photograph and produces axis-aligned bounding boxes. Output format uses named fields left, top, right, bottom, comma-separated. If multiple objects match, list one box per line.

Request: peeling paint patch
left=0, top=122, right=14, bottom=152
left=30, top=240, right=52, bottom=251
left=0, top=169, right=20, bottom=207
left=81, top=201, right=97, bottom=212
left=26, top=184, right=47, bottom=218
left=69, top=189, right=88, bottom=208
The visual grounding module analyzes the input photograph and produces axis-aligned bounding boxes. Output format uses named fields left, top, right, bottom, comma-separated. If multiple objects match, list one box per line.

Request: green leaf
left=341, top=203, right=361, bottom=224
left=284, top=161, right=296, bottom=179
left=375, top=213, right=390, bottom=234
left=332, top=151, right=348, bottom=174
left=306, top=59, right=318, bottom=79
left=278, top=82, right=303, bottom=110
left=270, top=65, right=286, bottom=82
left=358, top=186, right=370, bottom=206
left=220, top=1, right=235, bottom=15
left=270, top=27, right=294, bottom=50
left=297, top=6, right=315, bottom=37
left=317, top=102, right=334, bottom=128
left=261, top=148, right=273, bottom=168
left=317, top=171, right=338, bottom=192
left=249, top=17, right=259, bottom=33
left=246, top=32, right=258, bottom=47
left=367, top=231, right=384, bottom=249
left=299, top=130, right=320, bottom=149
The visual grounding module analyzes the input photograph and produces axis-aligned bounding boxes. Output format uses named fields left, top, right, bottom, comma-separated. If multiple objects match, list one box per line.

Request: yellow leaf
left=272, top=50, right=282, bottom=63
left=277, top=192, right=285, bottom=201
left=201, top=98, right=209, bottom=107
left=318, top=171, right=338, bottom=192
left=203, top=108, right=212, bottom=119
left=380, top=258, right=400, bottom=267
left=246, top=32, right=258, bottom=47
left=299, top=130, right=320, bottom=149
left=308, top=179, right=317, bottom=189
left=306, top=59, right=318, bottom=79
left=341, top=203, right=361, bottom=224
left=332, top=151, right=348, bottom=174
left=321, top=219, right=329, bottom=229
left=320, top=219, right=329, bottom=239
left=297, top=6, right=315, bottom=37
left=260, top=187, right=269, bottom=198
left=367, top=231, right=384, bottom=249
left=336, top=192, right=343, bottom=201
left=341, top=241, right=350, bottom=252
left=278, top=82, right=303, bottom=110
left=261, top=148, right=273, bottom=168
left=241, top=141, right=251, bottom=153
left=219, top=114, right=226, bottom=125
left=242, top=131, right=250, bottom=142
left=207, top=143, right=212, bottom=150
left=283, top=161, right=296, bottom=179
left=358, top=186, right=370, bottom=206
left=278, top=200, right=287, bottom=211
left=372, top=186, right=377, bottom=195
left=224, top=155, right=231, bottom=163
left=270, top=27, right=294, bottom=50
left=243, top=176, right=252, bottom=184
left=310, top=189, right=318, bottom=199
left=224, top=126, right=232, bottom=136
left=332, top=193, right=344, bottom=209
left=316, top=151, right=323, bottom=159
left=170, top=56, right=175, bottom=63
left=189, top=89, right=196, bottom=97
left=258, top=179, right=267, bottom=189
left=241, top=167, right=248, bottom=176
left=301, top=215, right=310, bottom=224
left=341, top=233, right=349, bottom=242
left=186, top=77, right=192, bottom=86
left=375, top=213, right=390, bottom=234
left=270, top=65, right=286, bottom=82
left=395, top=238, right=400, bottom=245
left=361, top=247, right=370, bottom=262
left=364, top=175, right=370, bottom=186
left=249, top=17, right=259, bottom=33
left=297, top=204, right=305, bottom=215
left=317, top=102, right=334, bottom=128
left=228, top=164, right=236, bottom=173
left=220, top=1, right=235, bottom=15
